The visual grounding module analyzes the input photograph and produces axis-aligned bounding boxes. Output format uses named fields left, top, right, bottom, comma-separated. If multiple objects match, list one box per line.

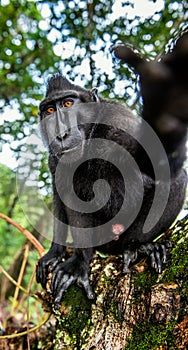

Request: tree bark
left=51, top=216, right=188, bottom=350
left=1, top=217, right=187, bottom=349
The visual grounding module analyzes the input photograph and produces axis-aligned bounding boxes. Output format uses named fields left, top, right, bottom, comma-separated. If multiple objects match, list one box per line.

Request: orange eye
left=63, top=100, right=74, bottom=108
left=47, top=107, right=55, bottom=114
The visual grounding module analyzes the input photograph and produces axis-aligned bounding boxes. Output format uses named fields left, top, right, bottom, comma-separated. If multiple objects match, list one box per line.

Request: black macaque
left=36, top=32, right=188, bottom=309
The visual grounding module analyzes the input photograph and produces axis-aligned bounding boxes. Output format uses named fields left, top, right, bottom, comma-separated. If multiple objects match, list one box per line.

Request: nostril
left=57, top=133, right=68, bottom=141
left=63, top=132, right=68, bottom=139
left=56, top=135, right=62, bottom=142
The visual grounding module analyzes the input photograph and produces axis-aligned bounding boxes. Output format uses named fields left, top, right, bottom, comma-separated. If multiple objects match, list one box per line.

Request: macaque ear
left=91, top=88, right=100, bottom=102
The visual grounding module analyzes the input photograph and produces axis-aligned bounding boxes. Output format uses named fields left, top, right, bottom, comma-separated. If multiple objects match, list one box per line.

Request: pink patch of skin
left=112, top=224, right=125, bottom=240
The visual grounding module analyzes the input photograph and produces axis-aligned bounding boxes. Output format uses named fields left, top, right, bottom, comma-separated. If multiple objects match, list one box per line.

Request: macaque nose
left=56, top=132, right=68, bottom=142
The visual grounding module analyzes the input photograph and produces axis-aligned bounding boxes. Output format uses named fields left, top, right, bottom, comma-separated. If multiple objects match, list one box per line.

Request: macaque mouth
left=55, top=142, right=83, bottom=158
left=63, top=144, right=81, bottom=153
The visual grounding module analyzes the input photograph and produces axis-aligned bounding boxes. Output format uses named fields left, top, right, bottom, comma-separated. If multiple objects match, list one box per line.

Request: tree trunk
left=51, top=217, right=188, bottom=350
left=2, top=218, right=187, bottom=349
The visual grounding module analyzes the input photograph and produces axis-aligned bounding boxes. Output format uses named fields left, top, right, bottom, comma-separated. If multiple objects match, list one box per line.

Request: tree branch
left=0, top=213, right=44, bottom=257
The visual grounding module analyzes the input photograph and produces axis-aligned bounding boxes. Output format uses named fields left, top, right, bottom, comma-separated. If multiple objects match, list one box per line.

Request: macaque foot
left=50, top=255, right=95, bottom=309
left=138, top=241, right=171, bottom=274
left=123, top=249, right=138, bottom=273
left=123, top=241, right=172, bottom=274
left=36, top=245, right=65, bottom=289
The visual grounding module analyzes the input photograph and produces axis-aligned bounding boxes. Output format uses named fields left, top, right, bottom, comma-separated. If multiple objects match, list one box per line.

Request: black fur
left=36, top=33, right=188, bottom=309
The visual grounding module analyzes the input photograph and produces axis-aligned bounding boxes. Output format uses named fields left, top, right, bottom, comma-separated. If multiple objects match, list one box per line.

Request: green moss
left=163, top=242, right=187, bottom=283
left=133, top=269, right=158, bottom=296
left=102, top=272, right=110, bottom=286
left=110, top=299, right=124, bottom=323
left=55, top=285, right=92, bottom=347
left=125, top=217, right=188, bottom=350
left=161, top=219, right=188, bottom=309
left=124, top=320, right=176, bottom=350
